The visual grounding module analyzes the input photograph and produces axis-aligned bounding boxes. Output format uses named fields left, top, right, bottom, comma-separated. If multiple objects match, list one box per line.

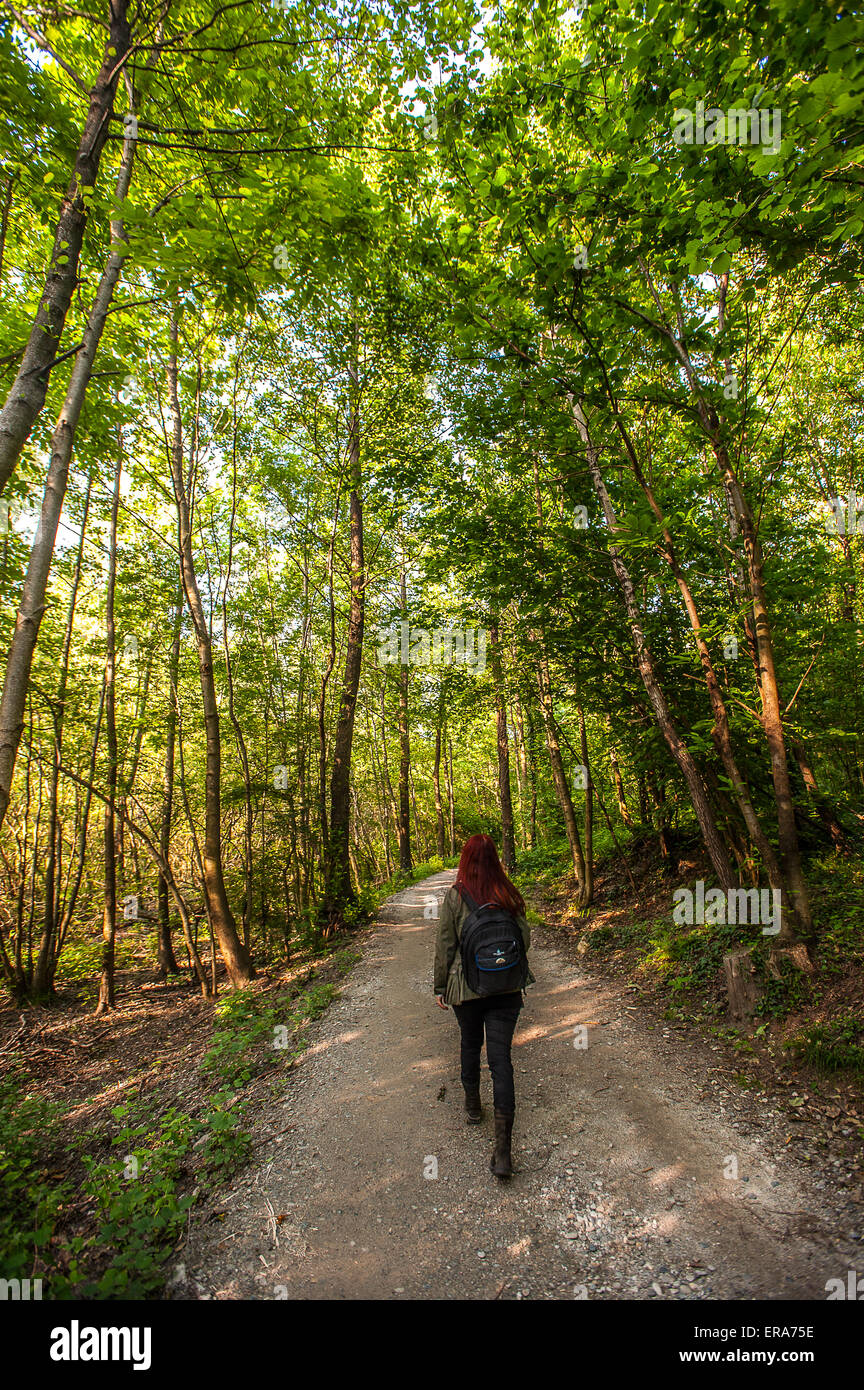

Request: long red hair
left=455, top=834, right=525, bottom=915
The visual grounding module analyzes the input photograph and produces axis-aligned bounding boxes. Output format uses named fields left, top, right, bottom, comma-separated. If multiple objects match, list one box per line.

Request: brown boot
left=463, top=1083, right=482, bottom=1124
left=490, top=1110, right=514, bottom=1178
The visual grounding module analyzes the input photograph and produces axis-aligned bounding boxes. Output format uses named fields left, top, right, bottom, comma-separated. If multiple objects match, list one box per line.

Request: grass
left=784, top=1017, right=864, bottom=1074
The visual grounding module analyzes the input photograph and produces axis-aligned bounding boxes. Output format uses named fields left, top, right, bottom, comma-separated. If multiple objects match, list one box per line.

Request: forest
left=0, top=0, right=863, bottom=1311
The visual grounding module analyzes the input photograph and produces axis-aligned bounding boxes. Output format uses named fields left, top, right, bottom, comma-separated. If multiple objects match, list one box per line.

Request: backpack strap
left=457, top=884, right=511, bottom=917
left=455, top=882, right=479, bottom=913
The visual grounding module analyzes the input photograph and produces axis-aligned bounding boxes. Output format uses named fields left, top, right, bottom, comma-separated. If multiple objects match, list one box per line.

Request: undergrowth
left=529, top=845, right=864, bottom=1068
left=0, top=937, right=363, bottom=1298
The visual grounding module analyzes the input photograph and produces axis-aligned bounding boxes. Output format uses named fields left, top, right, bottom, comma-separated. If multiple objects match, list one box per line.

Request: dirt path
left=173, top=872, right=860, bottom=1301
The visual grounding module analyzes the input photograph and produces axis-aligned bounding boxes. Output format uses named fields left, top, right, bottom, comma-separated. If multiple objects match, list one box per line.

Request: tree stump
left=767, top=941, right=814, bottom=978
left=723, top=948, right=759, bottom=1022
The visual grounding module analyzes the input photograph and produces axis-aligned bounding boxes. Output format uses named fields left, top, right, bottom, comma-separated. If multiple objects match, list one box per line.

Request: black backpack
left=456, top=885, right=528, bottom=997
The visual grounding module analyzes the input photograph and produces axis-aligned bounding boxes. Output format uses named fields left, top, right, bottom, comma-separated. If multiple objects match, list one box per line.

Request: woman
left=433, top=834, right=535, bottom=1179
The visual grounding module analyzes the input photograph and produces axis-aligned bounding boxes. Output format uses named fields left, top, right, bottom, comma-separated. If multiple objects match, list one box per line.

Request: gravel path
left=172, top=871, right=860, bottom=1300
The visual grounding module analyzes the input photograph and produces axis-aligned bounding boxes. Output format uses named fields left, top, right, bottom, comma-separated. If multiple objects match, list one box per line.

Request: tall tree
left=166, top=316, right=252, bottom=987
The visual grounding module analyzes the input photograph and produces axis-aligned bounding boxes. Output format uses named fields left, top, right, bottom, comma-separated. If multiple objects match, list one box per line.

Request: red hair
left=455, top=834, right=525, bottom=916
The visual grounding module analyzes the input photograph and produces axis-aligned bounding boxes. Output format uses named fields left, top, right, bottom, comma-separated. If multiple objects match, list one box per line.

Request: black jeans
left=453, top=992, right=522, bottom=1115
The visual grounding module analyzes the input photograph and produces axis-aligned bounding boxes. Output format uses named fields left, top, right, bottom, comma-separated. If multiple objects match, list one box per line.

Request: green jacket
left=433, top=884, right=535, bottom=1005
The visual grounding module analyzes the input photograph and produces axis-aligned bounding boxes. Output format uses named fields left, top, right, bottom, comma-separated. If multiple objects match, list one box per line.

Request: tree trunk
left=365, top=702, right=393, bottom=877
left=96, top=440, right=122, bottom=1014
left=447, top=735, right=456, bottom=856
left=0, top=114, right=137, bottom=830
left=612, top=405, right=789, bottom=917
left=646, top=767, right=672, bottom=859
left=410, top=772, right=423, bottom=862
left=664, top=303, right=811, bottom=936
left=579, top=707, right=594, bottom=904
left=0, top=0, right=133, bottom=494
left=606, top=722, right=634, bottom=829
left=536, top=647, right=587, bottom=899
left=295, top=560, right=313, bottom=907
left=723, top=949, right=759, bottom=1023
left=166, top=316, right=252, bottom=987
left=571, top=398, right=736, bottom=890
left=791, top=738, right=847, bottom=851
left=489, top=617, right=516, bottom=870
left=317, top=493, right=339, bottom=865
left=157, top=585, right=183, bottom=980
left=397, top=563, right=412, bottom=870
left=512, top=687, right=530, bottom=852
left=433, top=689, right=446, bottom=858
left=379, top=686, right=400, bottom=843
left=57, top=674, right=105, bottom=946
left=33, top=469, right=93, bottom=994
left=530, top=451, right=586, bottom=893
left=523, top=690, right=539, bottom=851
left=222, top=427, right=254, bottom=949
left=325, top=323, right=364, bottom=923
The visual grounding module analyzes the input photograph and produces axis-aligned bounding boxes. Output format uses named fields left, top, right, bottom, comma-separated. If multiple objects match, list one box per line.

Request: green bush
left=201, top=989, right=281, bottom=1086
left=586, top=924, right=615, bottom=951
left=0, top=1073, right=69, bottom=1282
left=752, top=947, right=814, bottom=1018
left=79, top=1102, right=198, bottom=1298
left=55, top=933, right=138, bottom=986
left=514, top=839, right=571, bottom=883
